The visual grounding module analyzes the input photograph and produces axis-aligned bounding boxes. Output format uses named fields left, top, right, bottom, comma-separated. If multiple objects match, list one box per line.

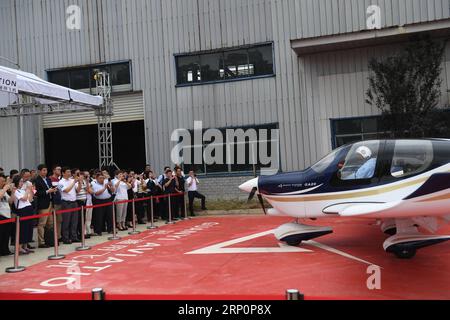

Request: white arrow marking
left=186, top=229, right=312, bottom=254
left=186, top=229, right=381, bottom=268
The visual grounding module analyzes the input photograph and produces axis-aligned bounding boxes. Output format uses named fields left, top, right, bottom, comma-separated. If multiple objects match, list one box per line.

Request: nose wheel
left=386, top=245, right=417, bottom=259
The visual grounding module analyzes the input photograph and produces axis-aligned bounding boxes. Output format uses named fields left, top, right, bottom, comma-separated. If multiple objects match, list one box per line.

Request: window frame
left=46, top=60, right=133, bottom=94
left=174, top=42, right=276, bottom=87
left=181, top=122, right=280, bottom=177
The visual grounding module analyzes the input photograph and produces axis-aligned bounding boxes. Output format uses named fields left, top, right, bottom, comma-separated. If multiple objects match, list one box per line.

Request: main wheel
left=393, top=248, right=417, bottom=259
left=285, top=240, right=302, bottom=246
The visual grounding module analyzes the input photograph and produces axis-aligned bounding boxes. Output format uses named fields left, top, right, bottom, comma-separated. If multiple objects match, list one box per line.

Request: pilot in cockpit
left=353, top=146, right=377, bottom=179
left=341, top=145, right=377, bottom=180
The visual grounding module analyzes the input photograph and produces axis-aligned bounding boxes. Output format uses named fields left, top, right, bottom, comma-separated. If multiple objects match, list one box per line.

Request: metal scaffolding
left=0, top=69, right=115, bottom=170
left=94, top=71, right=115, bottom=170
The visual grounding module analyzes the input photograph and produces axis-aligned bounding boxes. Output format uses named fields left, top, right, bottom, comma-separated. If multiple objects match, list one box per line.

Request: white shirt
left=92, top=181, right=110, bottom=200
left=132, top=180, right=139, bottom=193
left=15, top=189, right=31, bottom=210
left=58, top=178, right=77, bottom=202
left=0, top=193, right=11, bottom=218
left=112, top=178, right=130, bottom=200
left=186, top=176, right=199, bottom=192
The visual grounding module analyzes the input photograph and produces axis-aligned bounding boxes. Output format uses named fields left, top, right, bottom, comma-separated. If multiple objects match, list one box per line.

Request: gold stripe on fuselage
left=264, top=176, right=429, bottom=203
left=418, top=192, right=450, bottom=202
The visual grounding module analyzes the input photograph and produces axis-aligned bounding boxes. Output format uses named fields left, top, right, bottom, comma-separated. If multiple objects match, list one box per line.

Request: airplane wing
left=323, top=202, right=401, bottom=217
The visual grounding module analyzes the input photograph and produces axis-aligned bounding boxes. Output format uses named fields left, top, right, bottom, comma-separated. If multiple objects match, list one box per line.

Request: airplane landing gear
left=385, top=244, right=417, bottom=259
left=383, top=219, right=450, bottom=259
left=274, top=223, right=333, bottom=246
left=384, top=234, right=450, bottom=259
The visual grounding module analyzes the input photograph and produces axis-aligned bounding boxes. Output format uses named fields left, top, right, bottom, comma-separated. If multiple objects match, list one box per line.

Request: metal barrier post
left=76, top=206, right=91, bottom=251
left=286, top=289, right=304, bottom=300
left=147, top=197, right=158, bottom=229
left=92, top=288, right=105, bottom=300
left=48, top=209, right=65, bottom=260
left=108, top=201, right=121, bottom=240
left=167, top=195, right=175, bottom=224
left=5, top=216, right=26, bottom=273
left=184, top=192, right=191, bottom=220
left=129, top=199, right=140, bottom=235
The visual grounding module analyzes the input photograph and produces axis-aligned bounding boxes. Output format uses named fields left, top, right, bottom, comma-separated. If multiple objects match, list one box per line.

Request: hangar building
left=0, top=0, right=449, bottom=199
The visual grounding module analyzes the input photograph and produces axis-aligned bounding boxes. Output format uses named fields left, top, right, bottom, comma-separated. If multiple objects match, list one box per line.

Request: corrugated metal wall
left=0, top=0, right=449, bottom=173
left=0, top=118, right=19, bottom=172
left=42, top=92, right=144, bottom=128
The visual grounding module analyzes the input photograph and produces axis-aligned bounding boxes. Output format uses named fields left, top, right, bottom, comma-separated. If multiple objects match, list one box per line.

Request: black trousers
left=175, top=193, right=185, bottom=218
left=188, top=191, right=206, bottom=216
left=135, top=193, right=146, bottom=222
left=92, top=198, right=113, bottom=235
left=126, top=191, right=135, bottom=222
left=0, top=215, right=12, bottom=255
left=16, top=206, right=34, bottom=244
left=61, top=201, right=79, bottom=241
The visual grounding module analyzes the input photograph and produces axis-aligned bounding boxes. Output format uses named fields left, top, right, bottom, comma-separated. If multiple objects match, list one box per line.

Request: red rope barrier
left=19, top=212, right=52, bottom=222
left=0, top=217, right=15, bottom=225
left=0, top=192, right=187, bottom=224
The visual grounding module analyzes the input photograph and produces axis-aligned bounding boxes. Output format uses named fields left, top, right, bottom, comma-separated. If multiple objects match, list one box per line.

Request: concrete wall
left=197, top=175, right=252, bottom=201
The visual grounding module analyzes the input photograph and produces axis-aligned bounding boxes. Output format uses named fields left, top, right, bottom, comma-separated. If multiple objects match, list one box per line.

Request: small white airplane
left=239, top=139, right=450, bottom=259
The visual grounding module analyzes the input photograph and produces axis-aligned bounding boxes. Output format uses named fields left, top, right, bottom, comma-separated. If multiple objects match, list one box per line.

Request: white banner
left=0, top=70, right=18, bottom=94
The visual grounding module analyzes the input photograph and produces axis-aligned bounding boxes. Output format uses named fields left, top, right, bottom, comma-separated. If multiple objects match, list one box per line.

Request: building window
left=331, top=110, right=450, bottom=148
left=182, top=123, right=279, bottom=176
left=175, top=43, right=274, bottom=86
left=47, top=61, right=132, bottom=94
left=331, top=116, right=388, bottom=148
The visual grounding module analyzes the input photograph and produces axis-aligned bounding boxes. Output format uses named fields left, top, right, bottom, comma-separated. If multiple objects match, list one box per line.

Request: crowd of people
left=0, top=164, right=207, bottom=257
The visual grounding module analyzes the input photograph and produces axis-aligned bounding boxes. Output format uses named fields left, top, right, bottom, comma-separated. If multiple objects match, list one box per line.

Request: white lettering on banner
left=41, top=277, right=77, bottom=288
left=22, top=288, right=50, bottom=294
left=94, top=257, right=124, bottom=264
left=20, top=222, right=221, bottom=293
left=82, top=265, right=112, bottom=272
left=0, top=70, right=18, bottom=94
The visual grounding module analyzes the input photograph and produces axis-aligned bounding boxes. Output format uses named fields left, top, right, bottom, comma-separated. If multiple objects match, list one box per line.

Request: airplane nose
left=239, top=178, right=259, bottom=193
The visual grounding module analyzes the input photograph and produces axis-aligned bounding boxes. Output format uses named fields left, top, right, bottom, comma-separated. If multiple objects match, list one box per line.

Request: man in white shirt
left=186, top=170, right=207, bottom=217
left=91, top=173, right=115, bottom=236
left=57, top=167, right=80, bottom=244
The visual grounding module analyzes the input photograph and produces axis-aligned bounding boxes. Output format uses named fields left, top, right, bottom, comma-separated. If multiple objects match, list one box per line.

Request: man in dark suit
left=35, top=164, right=58, bottom=248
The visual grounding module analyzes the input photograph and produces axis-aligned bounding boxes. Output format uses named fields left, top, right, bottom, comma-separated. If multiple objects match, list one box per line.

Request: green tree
left=366, top=35, right=446, bottom=138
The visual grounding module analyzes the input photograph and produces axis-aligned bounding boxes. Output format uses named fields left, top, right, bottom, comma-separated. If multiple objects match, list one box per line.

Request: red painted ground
left=0, top=215, right=449, bottom=300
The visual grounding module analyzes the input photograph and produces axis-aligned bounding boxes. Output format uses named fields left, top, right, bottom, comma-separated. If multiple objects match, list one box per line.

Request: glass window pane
left=336, top=135, right=362, bottom=147
left=48, top=71, right=70, bottom=87
left=223, top=49, right=249, bottom=79
left=200, top=52, right=224, bottom=82
left=390, top=140, right=433, bottom=178
left=340, top=141, right=380, bottom=180
left=248, top=45, right=274, bottom=76
left=70, top=68, right=91, bottom=90
left=176, top=55, right=201, bottom=84
left=335, top=119, right=362, bottom=135
left=110, top=63, right=131, bottom=86
left=362, top=118, right=378, bottom=133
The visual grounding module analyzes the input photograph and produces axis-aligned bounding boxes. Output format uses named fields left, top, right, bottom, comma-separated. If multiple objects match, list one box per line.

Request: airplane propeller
left=247, top=187, right=258, bottom=202
left=247, top=187, right=267, bottom=215
left=257, top=194, right=267, bottom=215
